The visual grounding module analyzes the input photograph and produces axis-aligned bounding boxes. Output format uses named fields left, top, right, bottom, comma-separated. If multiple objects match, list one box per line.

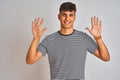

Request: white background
left=0, top=0, right=120, bottom=80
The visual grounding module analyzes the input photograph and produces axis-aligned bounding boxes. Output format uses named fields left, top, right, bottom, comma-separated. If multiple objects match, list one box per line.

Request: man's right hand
left=26, top=17, right=47, bottom=64
left=32, top=17, right=47, bottom=39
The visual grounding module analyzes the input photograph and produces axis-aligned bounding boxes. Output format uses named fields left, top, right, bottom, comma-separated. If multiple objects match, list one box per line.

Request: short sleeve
left=86, top=34, right=98, bottom=54
left=37, top=36, right=48, bottom=56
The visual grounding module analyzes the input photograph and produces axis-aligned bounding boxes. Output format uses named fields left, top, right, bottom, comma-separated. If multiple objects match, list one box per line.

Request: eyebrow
left=61, top=12, right=75, bottom=15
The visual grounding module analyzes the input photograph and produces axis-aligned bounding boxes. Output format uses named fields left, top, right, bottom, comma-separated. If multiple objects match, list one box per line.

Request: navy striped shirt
left=37, top=29, right=98, bottom=80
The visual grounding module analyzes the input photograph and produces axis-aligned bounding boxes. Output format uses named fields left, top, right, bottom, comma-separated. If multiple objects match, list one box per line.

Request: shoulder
left=75, top=30, right=85, bottom=34
left=75, top=29, right=90, bottom=37
left=43, top=31, right=59, bottom=41
left=74, top=29, right=94, bottom=41
left=40, top=31, right=58, bottom=44
left=47, top=31, right=59, bottom=37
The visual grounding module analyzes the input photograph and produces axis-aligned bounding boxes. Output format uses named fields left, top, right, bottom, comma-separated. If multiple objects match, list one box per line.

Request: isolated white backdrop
left=0, top=0, right=120, bottom=80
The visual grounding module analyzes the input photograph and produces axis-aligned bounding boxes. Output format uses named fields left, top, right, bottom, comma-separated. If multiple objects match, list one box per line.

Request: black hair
left=59, top=2, right=76, bottom=13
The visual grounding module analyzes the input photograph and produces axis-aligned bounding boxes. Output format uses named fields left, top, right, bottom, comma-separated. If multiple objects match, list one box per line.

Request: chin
left=64, top=25, right=73, bottom=28
left=63, top=26, right=72, bottom=29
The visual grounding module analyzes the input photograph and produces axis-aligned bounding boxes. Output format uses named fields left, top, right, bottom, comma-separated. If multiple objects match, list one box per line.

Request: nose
left=65, top=15, right=69, bottom=20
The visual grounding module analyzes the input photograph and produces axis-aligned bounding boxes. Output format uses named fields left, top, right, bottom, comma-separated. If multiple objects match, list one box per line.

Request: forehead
left=60, top=11, right=76, bottom=14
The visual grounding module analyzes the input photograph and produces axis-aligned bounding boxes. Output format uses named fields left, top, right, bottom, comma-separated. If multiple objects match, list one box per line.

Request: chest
left=47, top=36, right=88, bottom=57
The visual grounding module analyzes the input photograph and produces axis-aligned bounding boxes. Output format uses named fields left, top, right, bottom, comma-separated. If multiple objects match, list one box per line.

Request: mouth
left=64, top=21, right=71, bottom=24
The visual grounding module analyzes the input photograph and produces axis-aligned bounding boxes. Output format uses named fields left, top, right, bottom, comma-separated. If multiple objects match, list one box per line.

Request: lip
left=64, top=21, right=71, bottom=24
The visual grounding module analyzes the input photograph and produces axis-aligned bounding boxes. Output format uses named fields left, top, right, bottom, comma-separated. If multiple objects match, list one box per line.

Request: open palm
left=32, top=17, right=47, bottom=39
left=86, top=16, right=102, bottom=39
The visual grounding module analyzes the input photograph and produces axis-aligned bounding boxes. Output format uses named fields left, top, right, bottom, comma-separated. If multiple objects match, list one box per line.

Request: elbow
left=26, top=61, right=33, bottom=65
left=26, top=58, right=35, bottom=65
left=102, top=56, right=110, bottom=62
left=102, top=58, right=110, bottom=62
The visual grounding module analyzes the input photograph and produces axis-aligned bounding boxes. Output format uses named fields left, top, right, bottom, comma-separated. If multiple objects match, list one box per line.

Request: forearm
left=95, top=37, right=110, bottom=61
left=26, top=38, right=40, bottom=63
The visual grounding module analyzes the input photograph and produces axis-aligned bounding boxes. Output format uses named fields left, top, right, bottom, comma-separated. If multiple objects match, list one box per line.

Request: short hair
left=59, top=2, right=76, bottom=13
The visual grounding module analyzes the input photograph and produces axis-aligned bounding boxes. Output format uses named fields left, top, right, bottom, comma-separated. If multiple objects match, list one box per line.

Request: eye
left=61, top=13, right=67, bottom=17
left=69, top=14, right=75, bottom=17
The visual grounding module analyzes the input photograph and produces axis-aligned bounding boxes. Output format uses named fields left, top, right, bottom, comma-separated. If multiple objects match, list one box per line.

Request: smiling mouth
left=64, top=21, right=71, bottom=24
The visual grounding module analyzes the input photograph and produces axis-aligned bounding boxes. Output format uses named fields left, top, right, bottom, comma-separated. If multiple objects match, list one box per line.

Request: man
left=26, top=2, right=110, bottom=80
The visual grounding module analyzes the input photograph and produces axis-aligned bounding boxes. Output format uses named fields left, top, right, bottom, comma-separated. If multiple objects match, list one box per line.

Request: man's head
left=59, top=2, right=76, bottom=13
left=58, top=2, right=76, bottom=29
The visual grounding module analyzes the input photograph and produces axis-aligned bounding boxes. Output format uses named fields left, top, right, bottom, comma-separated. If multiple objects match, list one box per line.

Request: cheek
left=72, top=17, right=76, bottom=22
left=59, top=17, right=65, bottom=22
left=59, top=18, right=64, bottom=24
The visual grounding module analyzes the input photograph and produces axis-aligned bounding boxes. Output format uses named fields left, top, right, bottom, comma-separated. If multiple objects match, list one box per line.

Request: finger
left=91, top=17, right=94, bottom=27
left=85, top=27, right=91, bottom=32
left=38, top=17, right=42, bottom=26
left=40, top=28, right=48, bottom=36
left=36, top=17, right=40, bottom=25
left=32, top=21, right=34, bottom=28
left=32, top=20, right=36, bottom=27
left=99, top=20, right=102, bottom=27
left=94, top=16, right=96, bottom=25
left=95, top=16, right=99, bottom=25
left=35, top=18, right=37, bottom=24
left=42, top=27, right=48, bottom=33
left=38, top=18, right=44, bottom=29
left=32, top=18, right=37, bottom=27
left=86, top=27, right=93, bottom=35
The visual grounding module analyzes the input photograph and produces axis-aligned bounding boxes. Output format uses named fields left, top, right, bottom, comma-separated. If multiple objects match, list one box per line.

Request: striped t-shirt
left=37, top=29, right=98, bottom=80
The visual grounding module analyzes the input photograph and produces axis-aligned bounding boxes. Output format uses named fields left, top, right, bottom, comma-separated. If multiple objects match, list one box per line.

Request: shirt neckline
left=58, top=29, right=75, bottom=36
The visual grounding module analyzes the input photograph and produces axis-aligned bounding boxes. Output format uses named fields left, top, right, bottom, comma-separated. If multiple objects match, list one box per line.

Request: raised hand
left=86, top=16, right=102, bottom=39
left=32, top=17, right=47, bottom=39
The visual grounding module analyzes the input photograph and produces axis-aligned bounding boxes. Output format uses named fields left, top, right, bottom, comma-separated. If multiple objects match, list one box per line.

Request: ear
left=58, top=14, right=60, bottom=20
left=74, top=14, right=76, bottom=20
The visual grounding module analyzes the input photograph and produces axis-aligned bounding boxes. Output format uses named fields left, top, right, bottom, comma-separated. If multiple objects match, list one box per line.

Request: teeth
left=65, top=21, right=70, bottom=24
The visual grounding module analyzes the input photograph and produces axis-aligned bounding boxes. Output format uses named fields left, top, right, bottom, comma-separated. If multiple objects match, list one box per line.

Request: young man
left=26, top=2, right=110, bottom=80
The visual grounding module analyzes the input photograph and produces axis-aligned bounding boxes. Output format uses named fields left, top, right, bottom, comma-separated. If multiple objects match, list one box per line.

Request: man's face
left=58, top=11, right=76, bottom=29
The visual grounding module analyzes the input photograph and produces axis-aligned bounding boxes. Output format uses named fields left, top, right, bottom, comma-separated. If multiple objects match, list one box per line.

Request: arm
left=86, top=16, right=110, bottom=61
left=93, top=37, right=110, bottom=61
left=26, top=17, right=47, bottom=64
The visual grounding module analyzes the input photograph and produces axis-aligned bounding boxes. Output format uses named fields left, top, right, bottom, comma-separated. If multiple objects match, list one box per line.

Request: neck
left=60, top=28, right=74, bottom=35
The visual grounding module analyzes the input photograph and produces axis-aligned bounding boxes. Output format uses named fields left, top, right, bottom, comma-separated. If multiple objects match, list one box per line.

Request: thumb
left=85, top=27, right=91, bottom=32
left=43, top=27, right=48, bottom=33
left=41, top=27, right=48, bottom=35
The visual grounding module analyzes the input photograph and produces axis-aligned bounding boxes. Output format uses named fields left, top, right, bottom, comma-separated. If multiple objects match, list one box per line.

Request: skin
left=26, top=18, right=47, bottom=64
left=26, top=10, right=110, bottom=64
left=58, top=11, right=76, bottom=35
